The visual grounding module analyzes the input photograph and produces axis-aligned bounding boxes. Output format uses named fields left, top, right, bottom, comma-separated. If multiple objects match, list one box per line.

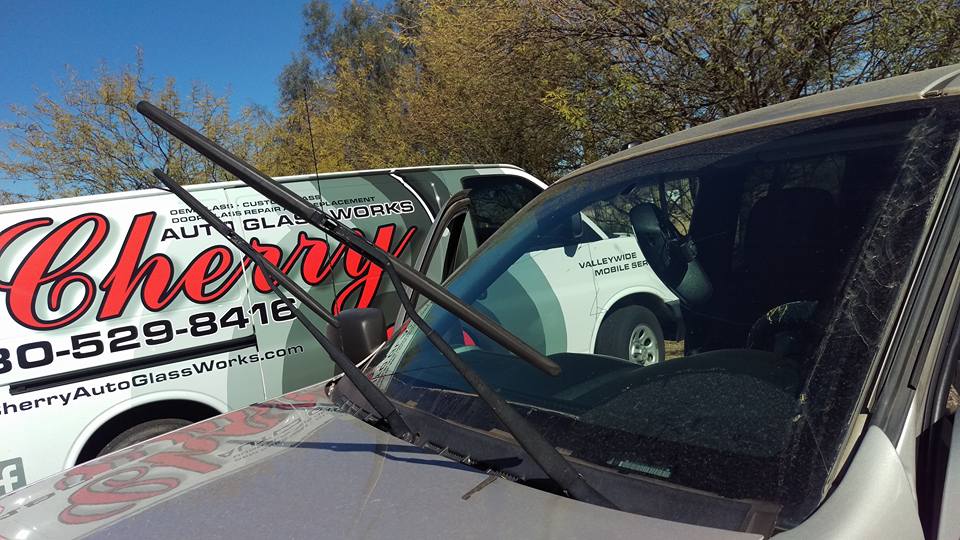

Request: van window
left=421, top=176, right=542, bottom=283
left=462, top=176, right=541, bottom=245
left=583, top=177, right=698, bottom=238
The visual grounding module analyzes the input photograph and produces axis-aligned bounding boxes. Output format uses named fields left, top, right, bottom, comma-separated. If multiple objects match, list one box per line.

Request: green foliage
left=524, top=0, right=960, bottom=156
left=273, top=0, right=583, bottom=180
left=275, top=0, right=960, bottom=182
left=0, top=52, right=273, bottom=199
left=5, top=1, right=960, bottom=201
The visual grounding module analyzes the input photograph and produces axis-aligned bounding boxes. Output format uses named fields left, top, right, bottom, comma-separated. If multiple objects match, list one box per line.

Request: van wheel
left=96, top=418, right=192, bottom=457
left=596, top=306, right=665, bottom=366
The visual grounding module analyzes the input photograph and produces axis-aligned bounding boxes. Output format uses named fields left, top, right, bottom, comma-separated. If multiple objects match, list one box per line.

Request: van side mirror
left=326, top=308, right=387, bottom=366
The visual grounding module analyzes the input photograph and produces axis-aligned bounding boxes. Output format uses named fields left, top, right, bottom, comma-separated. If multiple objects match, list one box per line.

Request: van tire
left=96, top=418, right=193, bottom=457
left=596, top=305, right=665, bottom=366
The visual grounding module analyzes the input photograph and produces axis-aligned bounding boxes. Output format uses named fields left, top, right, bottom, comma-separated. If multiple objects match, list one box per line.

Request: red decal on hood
left=58, top=466, right=180, bottom=525
left=55, top=391, right=325, bottom=526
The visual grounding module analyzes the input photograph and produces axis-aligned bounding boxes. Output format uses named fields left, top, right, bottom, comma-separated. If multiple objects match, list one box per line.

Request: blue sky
left=0, top=0, right=356, bottom=193
left=0, top=0, right=324, bottom=111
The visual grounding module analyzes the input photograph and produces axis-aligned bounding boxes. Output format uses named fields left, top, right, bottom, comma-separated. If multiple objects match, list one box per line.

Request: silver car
left=4, top=63, right=960, bottom=539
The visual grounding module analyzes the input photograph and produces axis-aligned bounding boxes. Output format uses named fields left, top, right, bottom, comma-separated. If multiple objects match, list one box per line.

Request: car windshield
left=369, top=101, right=960, bottom=528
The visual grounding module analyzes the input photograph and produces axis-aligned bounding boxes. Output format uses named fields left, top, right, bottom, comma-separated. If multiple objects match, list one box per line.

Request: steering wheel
left=746, top=301, right=819, bottom=359
left=630, top=202, right=712, bottom=306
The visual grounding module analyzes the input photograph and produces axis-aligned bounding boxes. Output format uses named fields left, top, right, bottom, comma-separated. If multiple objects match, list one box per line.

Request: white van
left=409, top=187, right=681, bottom=366
left=0, top=165, right=549, bottom=493
left=0, top=164, right=681, bottom=495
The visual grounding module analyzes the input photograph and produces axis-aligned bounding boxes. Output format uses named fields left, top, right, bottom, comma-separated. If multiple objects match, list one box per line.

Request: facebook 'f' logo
left=0, top=458, right=25, bottom=495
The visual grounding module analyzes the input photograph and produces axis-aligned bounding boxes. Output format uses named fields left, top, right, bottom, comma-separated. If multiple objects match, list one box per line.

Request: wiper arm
left=136, top=101, right=560, bottom=378
left=136, top=101, right=615, bottom=509
left=151, top=169, right=413, bottom=442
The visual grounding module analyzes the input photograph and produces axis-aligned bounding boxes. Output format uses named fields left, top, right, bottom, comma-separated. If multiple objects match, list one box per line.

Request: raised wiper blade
left=137, top=101, right=616, bottom=508
left=392, top=278, right=615, bottom=508
left=135, top=100, right=560, bottom=378
left=136, top=100, right=614, bottom=510
left=151, top=168, right=413, bottom=442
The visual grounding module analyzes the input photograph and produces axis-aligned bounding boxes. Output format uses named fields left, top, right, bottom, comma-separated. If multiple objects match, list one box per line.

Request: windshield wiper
left=151, top=169, right=413, bottom=441
left=136, top=101, right=557, bottom=377
left=136, top=100, right=616, bottom=510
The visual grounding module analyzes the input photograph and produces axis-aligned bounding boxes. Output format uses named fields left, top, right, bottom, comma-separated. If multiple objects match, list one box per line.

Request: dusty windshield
left=371, top=102, right=960, bottom=526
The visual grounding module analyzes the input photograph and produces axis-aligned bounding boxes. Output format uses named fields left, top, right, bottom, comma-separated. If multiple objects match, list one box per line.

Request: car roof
left=563, top=63, right=960, bottom=182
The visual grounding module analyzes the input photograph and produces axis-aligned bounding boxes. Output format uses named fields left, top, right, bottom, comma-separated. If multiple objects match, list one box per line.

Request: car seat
left=741, top=187, right=838, bottom=319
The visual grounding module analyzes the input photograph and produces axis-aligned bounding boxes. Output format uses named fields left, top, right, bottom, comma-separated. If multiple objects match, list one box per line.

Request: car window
left=374, top=101, right=960, bottom=530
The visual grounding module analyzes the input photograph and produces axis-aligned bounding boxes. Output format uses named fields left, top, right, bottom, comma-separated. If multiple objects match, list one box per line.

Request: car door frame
left=395, top=190, right=474, bottom=327
left=779, top=97, right=960, bottom=539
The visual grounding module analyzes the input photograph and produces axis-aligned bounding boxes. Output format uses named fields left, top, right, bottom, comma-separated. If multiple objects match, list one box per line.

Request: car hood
left=0, top=384, right=758, bottom=540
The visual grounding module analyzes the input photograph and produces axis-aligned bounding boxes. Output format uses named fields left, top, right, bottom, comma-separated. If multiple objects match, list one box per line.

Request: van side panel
left=225, top=173, right=437, bottom=396
left=0, top=166, right=544, bottom=491
left=0, top=189, right=266, bottom=488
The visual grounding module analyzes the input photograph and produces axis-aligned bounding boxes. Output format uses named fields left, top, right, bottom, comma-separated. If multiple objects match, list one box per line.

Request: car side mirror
left=560, top=212, right=585, bottom=256
left=326, top=308, right=387, bottom=366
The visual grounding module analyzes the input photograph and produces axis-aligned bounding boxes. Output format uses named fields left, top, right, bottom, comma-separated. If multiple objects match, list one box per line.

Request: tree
left=520, top=0, right=960, bottom=159
left=0, top=53, right=272, bottom=200
left=0, top=189, right=29, bottom=205
left=278, top=53, right=317, bottom=109
left=273, top=0, right=583, bottom=180
left=274, top=0, right=960, bottom=182
left=267, top=0, right=420, bottom=175
left=392, top=0, right=582, bottom=178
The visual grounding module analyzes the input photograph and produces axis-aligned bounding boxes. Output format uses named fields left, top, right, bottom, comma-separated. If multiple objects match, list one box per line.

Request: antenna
left=302, top=80, right=321, bottom=179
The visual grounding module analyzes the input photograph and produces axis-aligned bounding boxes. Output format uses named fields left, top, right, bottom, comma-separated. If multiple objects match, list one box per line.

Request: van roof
left=0, top=163, right=526, bottom=214
left=563, top=63, right=960, bottom=181
left=272, top=163, right=525, bottom=182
